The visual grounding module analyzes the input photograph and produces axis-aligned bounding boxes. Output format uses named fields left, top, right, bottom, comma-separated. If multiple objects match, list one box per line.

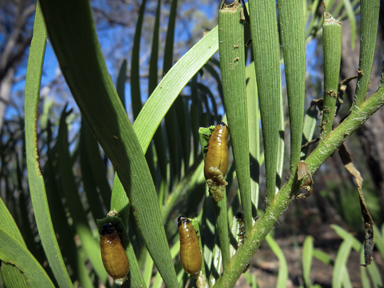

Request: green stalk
left=174, top=96, right=191, bottom=174
left=249, top=0, right=281, bottom=205
left=191, top=75, right=201, bottom=162
left=352, top=0, right=380, bottom=109
left=245, top=63, right=260, bottom=215
left=163, top=0, right=180, bottom=182
left=321, top=12, right=342, bottom=139
left=278, top=0, right=306, bottom=174
left=116, top=59, right=127, bottom=110
left=219, top=0, right=252, bottom=236
left=212, top=194, right=230, bottom=270
left=131, top=0, right=147, bottom=119
left=149, top=0, right=168, bottom=182
left=213, top=82, right=384, bottom=287
left=24, top=3, right=73, bottom=287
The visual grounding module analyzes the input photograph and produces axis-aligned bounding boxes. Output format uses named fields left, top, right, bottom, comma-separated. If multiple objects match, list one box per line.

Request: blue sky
left=7, top=0, right=324, bottom=125
left=8, top=0, right=220, bottom=122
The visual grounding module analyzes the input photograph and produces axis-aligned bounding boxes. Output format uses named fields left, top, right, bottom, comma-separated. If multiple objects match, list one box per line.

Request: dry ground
left=234, top=224, right=384, bottom=288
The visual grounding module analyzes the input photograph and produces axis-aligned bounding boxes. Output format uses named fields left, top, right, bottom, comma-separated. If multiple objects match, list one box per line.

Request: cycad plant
left=0, top=0, right=383, bottom=287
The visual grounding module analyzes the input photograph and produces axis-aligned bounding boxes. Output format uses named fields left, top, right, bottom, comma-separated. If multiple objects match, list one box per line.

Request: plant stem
left=321, top=12, right=342, bottom=139
left=249, top=0, right=281, bottom=205
left=352, top=0, right=381, bottom=109
left=278, top=0, right=306, bottom=174
left=218, top=0, right=252, bottom=235
left=245, top=64, right=260, bottom=215
left=212, top=193, right=230, bottom=270
left=214, top=84, right=384, bottom=287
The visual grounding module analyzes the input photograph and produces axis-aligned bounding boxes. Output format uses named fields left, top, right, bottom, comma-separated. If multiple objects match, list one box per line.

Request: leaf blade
left=24, top=3, right=73, bottom=287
